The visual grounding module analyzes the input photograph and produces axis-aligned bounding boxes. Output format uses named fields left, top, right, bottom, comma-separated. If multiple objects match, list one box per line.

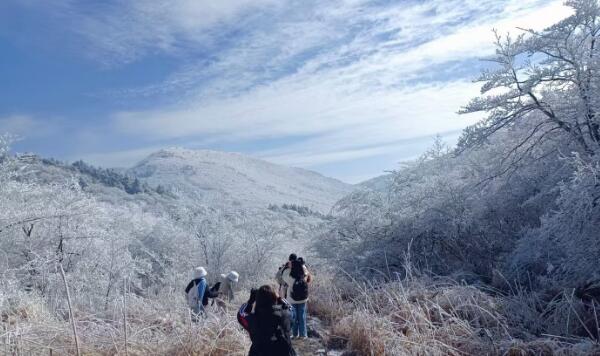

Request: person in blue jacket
left=185, top=266, right=209, bottom=320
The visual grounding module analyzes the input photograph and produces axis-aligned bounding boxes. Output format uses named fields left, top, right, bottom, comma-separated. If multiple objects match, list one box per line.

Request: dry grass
left=3, top=271, right=600, bottom=356
left=1, top=291, right=250, bottom=356
left=309, top=271, right=600, bottom=356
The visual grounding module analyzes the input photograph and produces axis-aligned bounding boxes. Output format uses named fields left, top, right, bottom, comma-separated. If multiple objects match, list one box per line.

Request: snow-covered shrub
left=317, top=121, right=569, bottom=280
left=317, top=0, right=600, bottom=290
left=507, top=154, right=600, bottom=293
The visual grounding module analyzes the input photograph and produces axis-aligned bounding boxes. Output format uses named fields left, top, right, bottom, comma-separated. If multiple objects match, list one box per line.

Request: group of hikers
left=185, top=268, right=239, bottom=315
left=185, top=253, right=312, bottom=356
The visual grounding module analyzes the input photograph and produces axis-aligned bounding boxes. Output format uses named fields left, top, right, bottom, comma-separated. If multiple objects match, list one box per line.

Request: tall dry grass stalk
left=59, top=263, right=81, bottom=356
left=123, top=277, right=128, bottom=356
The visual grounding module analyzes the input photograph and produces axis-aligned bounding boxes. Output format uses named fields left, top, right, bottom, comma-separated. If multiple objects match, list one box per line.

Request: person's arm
left=184, top=280, right=195, bottom=294
left=278, top=297, right=292, bottom=309
left=206, top=281, right=221, bottom=298
left=237, top=289, right=257, bottom=332
left=184, top=280, right=194, bottom=307
left=281, top=267, right=291, bottom=286
left=303, top=265, right=312, bottom=283
left=237, top=303, right=251, bottom=331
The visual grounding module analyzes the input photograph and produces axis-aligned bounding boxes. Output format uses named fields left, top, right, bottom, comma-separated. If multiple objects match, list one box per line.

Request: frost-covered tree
left=460, top=0, right=600, bottom=158
left=239, top=214, right=293, bottom=280
left=0, top=176, right=151, bottom=308
left=0, top=133, right=14, bottom=160
left=317, top=1, right=600, bottom=293
left=182, top=206, right=239, bottom=277
left=507, top=154, right=600, bottom=290
left=317, top=117, right=574, bottom=279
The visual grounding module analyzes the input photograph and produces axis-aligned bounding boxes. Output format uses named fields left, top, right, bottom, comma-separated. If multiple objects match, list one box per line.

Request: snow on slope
left=357, top=173, right=395, bottom=193
left=128, top=148, right=353, bottom=212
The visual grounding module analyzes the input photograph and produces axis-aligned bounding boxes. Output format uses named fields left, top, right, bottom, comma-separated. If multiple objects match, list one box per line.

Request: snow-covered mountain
left=128, top=148, right=353, bottom=212
left=357, top=173, right=395, bottom=192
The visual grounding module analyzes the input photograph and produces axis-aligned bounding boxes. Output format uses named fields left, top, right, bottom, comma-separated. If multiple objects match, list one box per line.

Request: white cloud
left=106, top=0, right=571, bottom=172
left=250, top=82, right=480, bottom=167
left=7, top=0, right=574, bottom=179
left=14, top=0, right=278, bottom=65
left=0, top=115, right=59, bottom=139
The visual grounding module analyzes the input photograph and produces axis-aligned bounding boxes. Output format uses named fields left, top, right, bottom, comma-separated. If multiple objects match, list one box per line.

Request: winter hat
left=193, top=267, right=207, bottom=279
left=289, top=253, right=297, bottom=261
left=221, top=271, right=239, bottom=283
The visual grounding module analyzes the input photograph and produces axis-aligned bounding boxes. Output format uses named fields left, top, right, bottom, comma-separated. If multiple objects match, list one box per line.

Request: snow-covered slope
left=357, top=174, right=395, bottom=193
left=128, top=148, right=353, bottom=212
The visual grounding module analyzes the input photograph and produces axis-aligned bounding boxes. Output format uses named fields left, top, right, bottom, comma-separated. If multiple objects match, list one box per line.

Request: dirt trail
left=293, top=335, right=344, bottom=356
left=291, top=316, right=343, bottom=356
left=292, top=337, right=327, bottom=355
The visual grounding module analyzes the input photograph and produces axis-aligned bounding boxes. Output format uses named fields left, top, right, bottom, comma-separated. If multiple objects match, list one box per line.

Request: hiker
left=275, top=254, right=297, bottom=298
left=277, top=254, right=312, bottom=298
left=219, top=270, right=239, bottom=302
left=237, top=285, right=297, bottom=356
left=282, top=257, right=311, bottom=339
left=185, top=266, right=209, bottom=320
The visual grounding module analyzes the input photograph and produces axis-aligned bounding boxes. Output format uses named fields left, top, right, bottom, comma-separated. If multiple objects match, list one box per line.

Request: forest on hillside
left=2, top=1, right=600, bottom=355
left=321, top=0, right=600, bottom=300
left=314, top=1, right=600, bottom=353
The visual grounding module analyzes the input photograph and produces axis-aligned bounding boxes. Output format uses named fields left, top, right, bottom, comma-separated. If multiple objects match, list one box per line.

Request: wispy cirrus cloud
left=0, top=0, right=574, bottom=181
left=102, top=0, right=571, bottom=174
left=8, top=0, right=278, bottom=65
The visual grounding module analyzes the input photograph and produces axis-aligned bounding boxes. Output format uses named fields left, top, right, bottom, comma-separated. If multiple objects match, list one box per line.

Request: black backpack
left=291, top=278, right=308, bottom=300
left=289, top=259, right=308, bottom=300
left=251, top=309, right=296, bottom=356
left=202, top=282, right=221, bottom=306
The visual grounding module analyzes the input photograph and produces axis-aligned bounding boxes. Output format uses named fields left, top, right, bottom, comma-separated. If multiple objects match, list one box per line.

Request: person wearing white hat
left=185, top=266, right=208, bottom=319
left=219, top=270, right=239, bottom=302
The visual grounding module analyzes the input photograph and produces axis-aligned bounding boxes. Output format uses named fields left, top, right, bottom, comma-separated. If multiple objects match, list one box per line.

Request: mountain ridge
left=127, top=147, right=354, bottom=212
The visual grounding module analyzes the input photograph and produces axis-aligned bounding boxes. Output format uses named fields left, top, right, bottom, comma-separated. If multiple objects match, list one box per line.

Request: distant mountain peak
left=129, top=148, right=353, bottom=212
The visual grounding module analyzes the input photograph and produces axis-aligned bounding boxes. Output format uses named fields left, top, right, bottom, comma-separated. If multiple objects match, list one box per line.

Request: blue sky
left=0, top=0, right=570, bottom=183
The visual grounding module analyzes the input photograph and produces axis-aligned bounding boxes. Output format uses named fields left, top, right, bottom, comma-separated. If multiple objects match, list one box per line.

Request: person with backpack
left=185, top=267, right=221, bottom=320
left=185, top=266, right=209, bottom=320
left=282, top=257, right=311, bottom=339
left=237, top=285, right=297, bottom=356
left=275, top=254, right=298, bottom=298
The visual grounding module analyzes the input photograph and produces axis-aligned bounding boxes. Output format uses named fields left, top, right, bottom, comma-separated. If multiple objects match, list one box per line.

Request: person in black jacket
left=237, top=285, right=296, bottom=356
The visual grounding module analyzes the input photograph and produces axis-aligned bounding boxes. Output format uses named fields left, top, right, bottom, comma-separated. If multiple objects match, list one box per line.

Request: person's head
left=290, top=259, right=305, bottom=279
left=222, top=271, right=239, bottom=283
left=254, top=285, right=278, bottom=311
left=193, top=266, right=207, bottom=279
left=288, top=253, right=297, bottom=262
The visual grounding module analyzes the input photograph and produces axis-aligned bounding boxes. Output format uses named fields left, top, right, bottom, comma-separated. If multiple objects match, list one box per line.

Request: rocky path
left=291, top=316, right=344, bottom=356
left=292, top=337, right=328, bottom=355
